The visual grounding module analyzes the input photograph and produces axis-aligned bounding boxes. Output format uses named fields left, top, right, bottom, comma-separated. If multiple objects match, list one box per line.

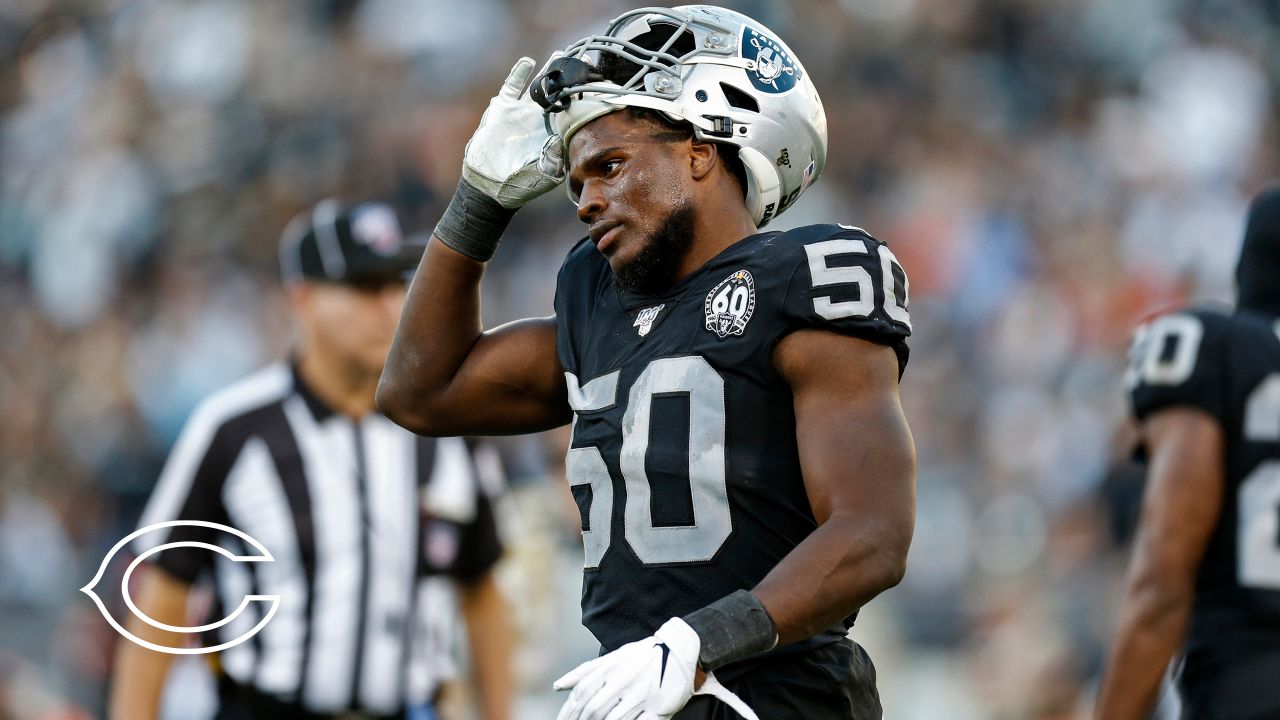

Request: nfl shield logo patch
left=704, top=270, right=756, bottom=339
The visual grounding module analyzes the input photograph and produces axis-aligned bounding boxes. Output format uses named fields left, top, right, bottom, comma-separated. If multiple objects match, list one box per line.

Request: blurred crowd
left=1, top=0, right=1277, bottom=718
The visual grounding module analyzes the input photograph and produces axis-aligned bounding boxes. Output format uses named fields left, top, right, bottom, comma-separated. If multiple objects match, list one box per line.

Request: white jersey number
left=1240, top=367, right=1280, bottom=591
left=1125, top=313, right=1204, bottom=389
left=1125, top=314, right=1280, bottom=590
left=804, top=239, right=911, bottom=329
left=566, top=357, right=731, bottom=567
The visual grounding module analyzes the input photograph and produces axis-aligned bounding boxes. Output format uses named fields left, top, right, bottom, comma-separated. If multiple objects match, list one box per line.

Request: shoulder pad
left=773, top=224, right=912, bottom=373
left=1125, top=305, right=1232, bottom=423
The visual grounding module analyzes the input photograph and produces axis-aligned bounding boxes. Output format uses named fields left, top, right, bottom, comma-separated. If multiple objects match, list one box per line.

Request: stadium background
left=1, top=0, right=1277, bottom=717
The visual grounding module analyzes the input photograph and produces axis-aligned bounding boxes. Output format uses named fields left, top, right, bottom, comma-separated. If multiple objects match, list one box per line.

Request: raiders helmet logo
left=742, top=27, right=801, bottom=94
left=704, top=270, right=756, bottom=339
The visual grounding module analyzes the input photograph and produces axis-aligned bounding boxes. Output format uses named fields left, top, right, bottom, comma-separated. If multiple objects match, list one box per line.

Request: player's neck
left=296, top=348, right=379, bottom=419
left=674, top=205, right=760, bottom=282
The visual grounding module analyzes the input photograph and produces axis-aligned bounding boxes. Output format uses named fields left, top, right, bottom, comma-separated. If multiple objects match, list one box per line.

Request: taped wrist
left=433, top=178, right=516, bottom=262
left=682, top=590, right=779, bottom=671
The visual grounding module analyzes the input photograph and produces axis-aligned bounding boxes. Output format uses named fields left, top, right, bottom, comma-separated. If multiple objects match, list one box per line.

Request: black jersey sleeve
left=774, top=225, right=912, bottom=374
left=451, top=439, right=506, bottom=583
left=1125, top=306, right=1232, bottom=425
left=419, top=437, right=504, bottom=582
left=553, top=238, right=600, bottom=377
left=449, top=489, right=503, bottom=583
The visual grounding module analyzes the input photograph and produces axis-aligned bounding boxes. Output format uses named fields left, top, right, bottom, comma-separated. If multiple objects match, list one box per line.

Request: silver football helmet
left=531, top=5, right=828, bottom=227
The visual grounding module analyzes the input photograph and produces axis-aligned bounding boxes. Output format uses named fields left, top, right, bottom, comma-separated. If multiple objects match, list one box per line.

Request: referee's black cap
left=280, top=199, right=423, bottom=286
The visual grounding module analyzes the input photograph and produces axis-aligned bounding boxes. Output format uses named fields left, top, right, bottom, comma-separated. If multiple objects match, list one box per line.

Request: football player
left=1095, top=185, right=1280, bottom=720
left=378, top=6, right=916, bottom=719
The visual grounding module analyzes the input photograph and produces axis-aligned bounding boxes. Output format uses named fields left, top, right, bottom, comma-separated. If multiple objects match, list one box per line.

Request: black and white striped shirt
left=136, top=363, right=502, bottom=714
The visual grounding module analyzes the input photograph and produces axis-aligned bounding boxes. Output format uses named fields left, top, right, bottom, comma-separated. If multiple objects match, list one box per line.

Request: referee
left=109, top=200, right=512, bottom=720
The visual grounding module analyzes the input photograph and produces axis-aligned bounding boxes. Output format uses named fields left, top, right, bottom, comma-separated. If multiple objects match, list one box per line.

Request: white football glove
left=553, top=618, right=760, bottom=720
left=463, top=55, right=566, bottom=209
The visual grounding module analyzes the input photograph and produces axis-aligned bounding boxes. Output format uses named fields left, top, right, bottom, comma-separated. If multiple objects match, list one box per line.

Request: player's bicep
left=1131, top=408, right=1226, bottom=589
left=774, top=329, right=915, bottom=529
left=441, top=316, right=572, bottom=434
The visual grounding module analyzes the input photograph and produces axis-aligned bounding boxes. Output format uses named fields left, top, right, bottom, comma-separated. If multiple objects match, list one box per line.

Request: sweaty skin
left=378, top=108, right=914, bottom=660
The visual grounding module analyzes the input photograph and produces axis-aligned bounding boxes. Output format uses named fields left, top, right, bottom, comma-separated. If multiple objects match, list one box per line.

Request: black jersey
left=1126, top=306, right=1280, bottom=717
left=553, top=224, right=910, bottom=661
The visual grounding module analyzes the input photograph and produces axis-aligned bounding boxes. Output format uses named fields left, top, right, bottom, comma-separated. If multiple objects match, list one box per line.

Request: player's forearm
left=1094, top=579, right=1192, bottom=720
left=460, top=573, right=513, bottom=720
left=378, top=238, right=486, bottom=432
left=753, top=511, right=910, bottom=645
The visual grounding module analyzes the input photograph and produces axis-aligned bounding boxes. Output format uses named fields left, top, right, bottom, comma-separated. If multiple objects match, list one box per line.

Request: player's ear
left=688, top=136, right=718, bottom=182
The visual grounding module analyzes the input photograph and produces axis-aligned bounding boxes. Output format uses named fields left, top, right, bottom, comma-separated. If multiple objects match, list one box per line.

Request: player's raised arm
left=751, top=329, right=916, bottom=644
left=378, top=57, right=572, bottom=436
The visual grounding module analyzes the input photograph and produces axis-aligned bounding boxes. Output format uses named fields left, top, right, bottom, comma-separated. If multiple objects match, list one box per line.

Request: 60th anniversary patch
left=705, top=270, right=756, bottom=339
